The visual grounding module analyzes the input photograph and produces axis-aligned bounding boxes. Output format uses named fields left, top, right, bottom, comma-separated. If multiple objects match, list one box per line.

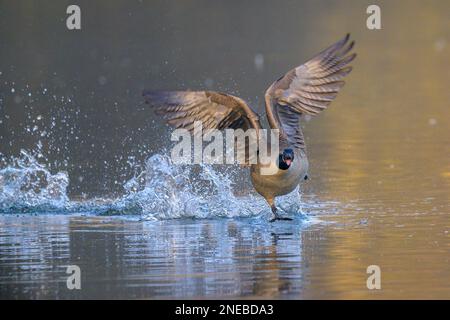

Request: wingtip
left=343, top=33, right=354, bottom=46
left=142, top=89, right=157, bottom=97
left=346, top=34, right=356, bottom=48
left=338, top=32, right=350, bottom=45
left=142, top=90, right=161, bottom=104
left=142, top=90, right=168, bottom=100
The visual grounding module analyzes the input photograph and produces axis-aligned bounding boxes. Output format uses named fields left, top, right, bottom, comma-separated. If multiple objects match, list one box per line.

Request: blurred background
left=1, top=0, right=448, bottom=198
left=0, top=0, right=449, bottom=299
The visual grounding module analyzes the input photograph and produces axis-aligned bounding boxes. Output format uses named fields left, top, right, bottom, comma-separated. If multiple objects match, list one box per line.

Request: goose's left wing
left=265, top=34, right=356, bottom=150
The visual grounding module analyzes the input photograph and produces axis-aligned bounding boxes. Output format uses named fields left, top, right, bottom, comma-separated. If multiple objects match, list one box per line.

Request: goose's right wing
left=143, top=90, right=261, bottom=132
left=143, top=90, right=262, bottom=164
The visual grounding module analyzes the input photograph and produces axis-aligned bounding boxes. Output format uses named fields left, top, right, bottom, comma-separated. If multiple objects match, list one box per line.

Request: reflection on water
left=0, top=0, right=449, bottom=299
left=0, top=172, right=448, bottom=300
left=0, top=216, right=311, bottom=299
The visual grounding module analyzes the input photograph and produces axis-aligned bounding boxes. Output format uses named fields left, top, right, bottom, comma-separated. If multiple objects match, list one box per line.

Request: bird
left=143, top=34, right=356, bottom=222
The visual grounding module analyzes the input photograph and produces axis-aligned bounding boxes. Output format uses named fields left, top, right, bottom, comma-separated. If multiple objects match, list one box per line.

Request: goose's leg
left=268, top=198, right=292, bottom=222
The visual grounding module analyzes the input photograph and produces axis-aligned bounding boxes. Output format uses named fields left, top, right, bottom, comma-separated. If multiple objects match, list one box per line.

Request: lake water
left=0, top=1, right=449, bottom=299
left=1, top=133, right=449, bottom=299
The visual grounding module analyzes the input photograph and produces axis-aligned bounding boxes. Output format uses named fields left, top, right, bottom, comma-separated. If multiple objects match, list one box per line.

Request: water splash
left=0, top=150, right=69, bottom=213
left=0, top=151, right=308, bottom=220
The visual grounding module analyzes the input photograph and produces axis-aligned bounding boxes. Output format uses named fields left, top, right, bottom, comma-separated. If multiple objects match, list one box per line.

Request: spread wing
left=143, top=90, right=262, bottom=163
left=265, top=34, right=356, bottom=150
left=143, top=91, right=261, bottom=131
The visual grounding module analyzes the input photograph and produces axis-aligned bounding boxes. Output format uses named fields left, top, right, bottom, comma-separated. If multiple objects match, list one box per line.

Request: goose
left=143, top=34, right=356, bottom=221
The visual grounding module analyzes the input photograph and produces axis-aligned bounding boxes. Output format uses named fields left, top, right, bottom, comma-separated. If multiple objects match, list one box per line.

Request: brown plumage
left=143, top=34, right=356, bottom=221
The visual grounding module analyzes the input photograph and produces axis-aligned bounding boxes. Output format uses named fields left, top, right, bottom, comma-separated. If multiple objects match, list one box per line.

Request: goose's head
left=278, top=148, right=294, bottom=170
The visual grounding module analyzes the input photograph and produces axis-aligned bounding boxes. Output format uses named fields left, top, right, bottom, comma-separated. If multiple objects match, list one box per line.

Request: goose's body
left=144, top=35, right=356, bottom=221
left=251, top=148, right=308, bottom=200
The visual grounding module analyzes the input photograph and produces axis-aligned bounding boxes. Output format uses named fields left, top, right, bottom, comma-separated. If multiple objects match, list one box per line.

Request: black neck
left=278, top=155, right=290, bottom=170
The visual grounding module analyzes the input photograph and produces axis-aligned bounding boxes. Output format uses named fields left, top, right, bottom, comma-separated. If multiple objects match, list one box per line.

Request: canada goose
left=143, top=34, right=356, bottom=221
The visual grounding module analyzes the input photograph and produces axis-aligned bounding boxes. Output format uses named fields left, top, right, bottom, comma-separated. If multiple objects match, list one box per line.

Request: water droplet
left=254, top=53, right=264, bottom=72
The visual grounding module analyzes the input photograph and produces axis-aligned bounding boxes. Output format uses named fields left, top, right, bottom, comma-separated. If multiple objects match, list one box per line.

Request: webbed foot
left=269, top=201, right=293, bottom=222
left=269, top=216, right=293, bottom=222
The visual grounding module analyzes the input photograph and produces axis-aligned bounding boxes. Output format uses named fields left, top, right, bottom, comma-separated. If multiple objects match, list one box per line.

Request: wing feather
left=143, top=90, right=262, bottom=164
left=143, top=91, right=261, bottom=131
left=265, top=34, right=356, bottom=150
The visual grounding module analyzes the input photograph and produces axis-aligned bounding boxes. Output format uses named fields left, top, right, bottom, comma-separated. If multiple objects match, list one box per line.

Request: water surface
left=0, top=0, right=449, bottom=299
